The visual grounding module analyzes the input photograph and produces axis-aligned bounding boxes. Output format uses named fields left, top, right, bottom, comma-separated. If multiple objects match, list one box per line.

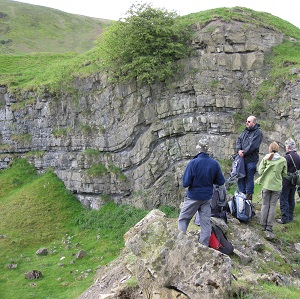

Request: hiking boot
left=276, top=219, right=289, bottom=224
left=265, top=230, right=275, bottom=240
left=265, top=226, right=273, bottom=232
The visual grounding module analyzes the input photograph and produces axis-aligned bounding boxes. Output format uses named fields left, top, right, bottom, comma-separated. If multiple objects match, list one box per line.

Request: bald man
left=236, top=115, right=263, bottom=201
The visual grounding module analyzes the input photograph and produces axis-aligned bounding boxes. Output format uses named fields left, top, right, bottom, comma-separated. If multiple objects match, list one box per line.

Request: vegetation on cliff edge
left=1, top=5, right=300, bottom=96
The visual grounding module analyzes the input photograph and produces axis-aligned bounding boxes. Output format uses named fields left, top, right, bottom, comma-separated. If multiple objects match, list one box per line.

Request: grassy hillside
left=0, top=0, right=112, bottom=54
left=1, top=6, right=300, bottom=97
left=0, top=158, right=148, bottom=299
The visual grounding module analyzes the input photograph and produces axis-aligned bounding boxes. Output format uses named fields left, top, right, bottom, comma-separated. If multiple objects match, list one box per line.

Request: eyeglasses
left=246, top=120, right=251, bottom=123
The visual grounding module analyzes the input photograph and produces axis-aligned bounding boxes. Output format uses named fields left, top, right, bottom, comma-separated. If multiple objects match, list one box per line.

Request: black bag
left=194, top=185, right=227, bottom=225
left=227, top=191, right=253, bottom=222
left=209, top=223, right=234, bottom=256
left=286, top=154, right=300, bottom=186
left=287, top=169, right=300, bottom=186
left=211, top=184, right=227, bottom=222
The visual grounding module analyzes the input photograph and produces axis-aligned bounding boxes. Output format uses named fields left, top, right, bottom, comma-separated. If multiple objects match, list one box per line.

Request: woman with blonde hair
left=255, top=142, right=287, bottom=239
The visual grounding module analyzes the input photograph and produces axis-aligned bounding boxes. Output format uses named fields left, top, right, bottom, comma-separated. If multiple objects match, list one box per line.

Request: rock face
left=77, top=209, right=300, bottom=299
left=0, top=19, right=299, bottom=209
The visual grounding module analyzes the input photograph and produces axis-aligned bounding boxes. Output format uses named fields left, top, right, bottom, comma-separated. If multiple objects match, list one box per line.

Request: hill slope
left=0, top=158, right=148, bottom=299
left=0, top=0, right=112, bottom=54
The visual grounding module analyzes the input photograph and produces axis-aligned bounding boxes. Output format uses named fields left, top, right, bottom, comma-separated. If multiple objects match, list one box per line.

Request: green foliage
left=96, top=2, right=192, bottom=84
left=11, top=133, right=32, bottom=144
left=83, top=148, right=102, bottom=156
left=75, top=201, right=148, bottom=230
left=125, top=276, right=138, bottom=287
left=24, top=150, right=45, bottom=159
left=158, top=205, right=180, bottom=218
left=0, top=158, right=38, bottom=198
left=52, top=128, right=67, bottom=138
left=10, top=97, right=36, bottom=111
left=108, top=163, right=127, bottom=181
left=86, top=163, right=108, bottom=177
left=1, top=5, right=300, bottom=97
left=179, top=6, right=300, bottom=40
left=0, top=158, right=148, bottom=299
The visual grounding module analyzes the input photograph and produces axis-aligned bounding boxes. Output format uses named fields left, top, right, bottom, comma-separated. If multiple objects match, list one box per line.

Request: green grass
left=0, top=49, right=103, bottom=94
left=0, top=0, right=111, bottom=54
left=179, top=6, right=300, bottom=40
left=0, top=158, right=148, bottom=299
left=1, top=6, right=300, bottom=97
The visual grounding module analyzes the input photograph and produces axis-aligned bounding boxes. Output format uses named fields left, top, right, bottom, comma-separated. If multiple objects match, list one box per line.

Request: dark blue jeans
left=279, top=187, right=296, bottom=222
left=237, top=162, right=257, bottom=195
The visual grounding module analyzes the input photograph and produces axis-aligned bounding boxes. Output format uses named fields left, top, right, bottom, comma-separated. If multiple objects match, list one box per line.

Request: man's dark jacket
left=236, top=123, right=263, bottom=163
left=182, top=152, right=225, bottom=201
left=283, top=150, right=300, bottom=187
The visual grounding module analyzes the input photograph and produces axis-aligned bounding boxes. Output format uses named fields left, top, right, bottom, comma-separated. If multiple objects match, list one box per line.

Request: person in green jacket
left=255, top=142, right=287, bottom=238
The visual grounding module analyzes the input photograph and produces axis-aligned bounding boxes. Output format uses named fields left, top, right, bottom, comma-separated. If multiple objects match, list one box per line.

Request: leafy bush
left=97, top=2, right=192, bottom=84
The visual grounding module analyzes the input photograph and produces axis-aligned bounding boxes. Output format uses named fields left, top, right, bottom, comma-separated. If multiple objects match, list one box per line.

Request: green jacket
left=255, top=153, right=287, bottom=191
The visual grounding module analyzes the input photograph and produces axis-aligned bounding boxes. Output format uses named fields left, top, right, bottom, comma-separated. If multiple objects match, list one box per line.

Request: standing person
left=255, top=142, right=287, bottom=238
left=277, top=138, right=300, bottom=224
left=178, top=139, right=225, bottom=246
left=236, top=115, right=263, bottom=201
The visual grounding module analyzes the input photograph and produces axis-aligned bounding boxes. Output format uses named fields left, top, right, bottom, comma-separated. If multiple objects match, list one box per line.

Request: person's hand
left=238, top=150, right=244, bottom=157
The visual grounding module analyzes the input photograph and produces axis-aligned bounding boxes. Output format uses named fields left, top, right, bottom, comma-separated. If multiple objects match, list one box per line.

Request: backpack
left=211, top=184, right=227, bottom=222
left=227, top=154, right=246, bottom=184
left=227, top=191, right=253, bottom=222
left=286, top=154, right=300, bottom=186
left=209, top=223, right=234, bottom=256
left=194, top=185, right=227, bottom=226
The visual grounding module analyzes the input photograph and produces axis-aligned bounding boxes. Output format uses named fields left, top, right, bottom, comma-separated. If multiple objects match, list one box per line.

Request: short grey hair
left=285, top=138, right=296, bottom=151
left=196, top=139, right=209, bottom=152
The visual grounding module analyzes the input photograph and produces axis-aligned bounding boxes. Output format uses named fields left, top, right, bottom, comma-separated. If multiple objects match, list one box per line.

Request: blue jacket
left=182, top=152, right=225, bottom=200
left=236, top=123, right=263, bottom=163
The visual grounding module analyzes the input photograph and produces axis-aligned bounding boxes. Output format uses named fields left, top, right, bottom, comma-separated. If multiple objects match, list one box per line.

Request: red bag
left=209, top=231, right=220, bottom=249
left=209, top=224, right=234, bottom=255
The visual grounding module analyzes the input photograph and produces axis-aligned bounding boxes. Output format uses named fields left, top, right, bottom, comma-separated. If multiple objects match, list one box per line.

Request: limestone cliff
left=0, top=19, right=299, bottom=209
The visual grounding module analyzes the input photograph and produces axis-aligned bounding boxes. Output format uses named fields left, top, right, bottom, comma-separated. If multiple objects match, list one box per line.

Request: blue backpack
left=228, top=191, right=253, bottom=222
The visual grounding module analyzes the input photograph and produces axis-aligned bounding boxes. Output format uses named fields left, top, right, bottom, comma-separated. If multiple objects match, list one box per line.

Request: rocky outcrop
left=0, top=19, right=299, bottom=209
left=77, top=209, right=300, bottom=299
left=78, top=210, right=233, bottom=299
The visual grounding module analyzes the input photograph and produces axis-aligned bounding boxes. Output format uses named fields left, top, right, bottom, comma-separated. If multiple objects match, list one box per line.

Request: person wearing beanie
left=277, top=138, right=300, bottom=224
left=255, top=142, right=287, bottom=239
left=236, top=115, right=263, bottom=201
left=178, top=138, right=225, bottom=246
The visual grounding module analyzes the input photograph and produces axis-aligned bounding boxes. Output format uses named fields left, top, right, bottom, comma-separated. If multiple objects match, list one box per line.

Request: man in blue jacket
left=236, top=115, right=263, bottom=201
left=178, top=139, right=225, bottom=246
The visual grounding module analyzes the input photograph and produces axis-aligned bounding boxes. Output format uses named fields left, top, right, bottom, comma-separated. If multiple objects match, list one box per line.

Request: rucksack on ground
left=227, top=191, right=253, bottom=222
left=209, top=223, right=234, bottom=256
